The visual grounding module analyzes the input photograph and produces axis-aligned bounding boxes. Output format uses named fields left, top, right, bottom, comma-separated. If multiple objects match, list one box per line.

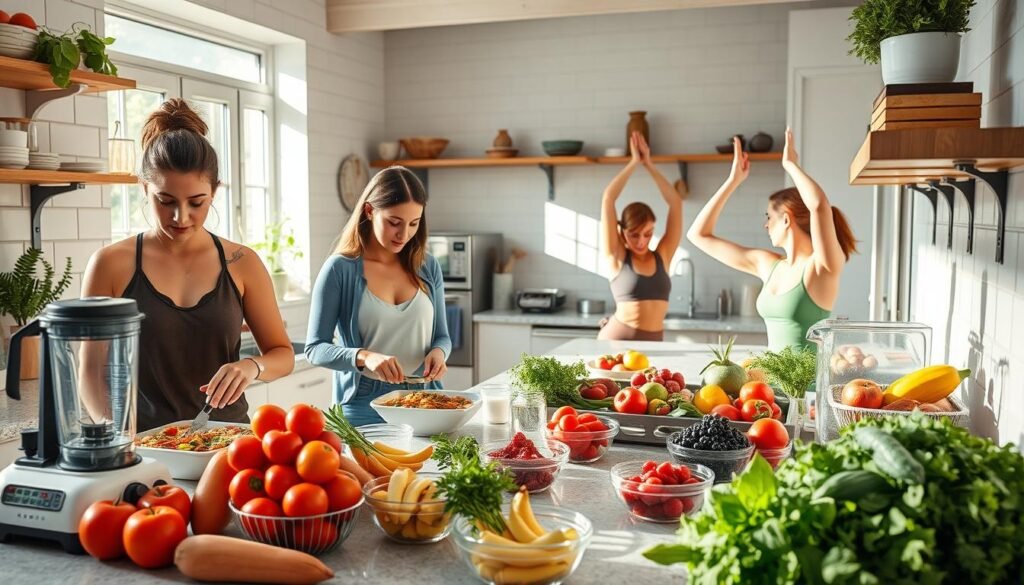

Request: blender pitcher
left=40, top=298, right=145, bottom=471
left=806, top=320, right=931, bottom=442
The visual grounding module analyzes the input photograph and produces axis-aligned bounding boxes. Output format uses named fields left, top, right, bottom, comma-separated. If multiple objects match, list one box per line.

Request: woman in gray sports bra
left=599, top=132, right=684, bottom=341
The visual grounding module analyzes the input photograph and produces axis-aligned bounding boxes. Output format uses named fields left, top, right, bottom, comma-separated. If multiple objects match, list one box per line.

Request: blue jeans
left=342, top=375, right=444, bottom=427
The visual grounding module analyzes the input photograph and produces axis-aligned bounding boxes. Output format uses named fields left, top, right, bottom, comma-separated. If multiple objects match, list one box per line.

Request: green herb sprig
left=508, top=354, right=613, bottom=410
left=323, top=405, right=378, bottom=454
left=749, top=346, right=817, bottom=399
left=433, top=438, right=516, bottom=534
left=430, top=434, right=479, bottom=470
left=34, top=23, right=117, bottom=88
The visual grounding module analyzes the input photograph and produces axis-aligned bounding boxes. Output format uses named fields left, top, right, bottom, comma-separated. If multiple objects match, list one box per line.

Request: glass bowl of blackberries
left=666, top=415, right=754, bottom=483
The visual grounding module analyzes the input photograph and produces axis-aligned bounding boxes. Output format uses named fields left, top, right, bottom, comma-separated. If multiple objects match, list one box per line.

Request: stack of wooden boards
left=870, top=82, right=981, bottom=132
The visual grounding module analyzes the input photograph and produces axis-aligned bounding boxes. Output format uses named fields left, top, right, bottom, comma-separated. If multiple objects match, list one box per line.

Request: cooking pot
left=576, top=299, right=606, bottom=315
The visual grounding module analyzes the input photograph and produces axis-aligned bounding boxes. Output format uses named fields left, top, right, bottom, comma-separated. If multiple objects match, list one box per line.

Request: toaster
left=516, top=288, right=567, bottom=313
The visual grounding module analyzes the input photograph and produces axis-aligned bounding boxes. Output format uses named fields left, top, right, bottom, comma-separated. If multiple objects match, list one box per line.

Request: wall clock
left=337, top=154, right=369, bottom=212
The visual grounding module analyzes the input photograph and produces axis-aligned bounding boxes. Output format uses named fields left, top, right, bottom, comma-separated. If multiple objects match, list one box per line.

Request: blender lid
left=39, top=297, right=144, bottom=324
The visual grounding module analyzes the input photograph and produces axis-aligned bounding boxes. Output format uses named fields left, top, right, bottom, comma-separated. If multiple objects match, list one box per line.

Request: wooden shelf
left=370, top=156, right=591, bottom=168
left=595, top=152, right=782, bottom=164
left=0, top=169, right=138, bottom=185
left=0, top=55, right=136, bottom=93
left=849, top=127, right=1024, bottom=185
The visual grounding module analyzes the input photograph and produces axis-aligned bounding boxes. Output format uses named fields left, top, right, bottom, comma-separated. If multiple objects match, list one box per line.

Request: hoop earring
left=208, top=205, right=221, bottom=230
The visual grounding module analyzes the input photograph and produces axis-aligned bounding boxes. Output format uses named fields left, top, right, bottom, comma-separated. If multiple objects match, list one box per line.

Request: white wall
left=908, top=0, right=1024, bottom=448
left=383, top=6, right=799, bottom=311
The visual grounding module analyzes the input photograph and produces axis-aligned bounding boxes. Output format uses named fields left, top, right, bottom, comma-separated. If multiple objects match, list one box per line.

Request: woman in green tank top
left=686, top=129, right=858, bottom=351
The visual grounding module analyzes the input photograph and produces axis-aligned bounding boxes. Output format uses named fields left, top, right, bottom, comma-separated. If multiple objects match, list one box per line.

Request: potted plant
left=848, top=0, right=975, bottom=84
left=0, top=248, right=72, bottom=380
left=251, top=220, right=303, bottom=302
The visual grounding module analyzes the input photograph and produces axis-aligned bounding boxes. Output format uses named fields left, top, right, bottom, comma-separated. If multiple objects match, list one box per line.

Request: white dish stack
left=0, top=23, right=39, bottom=59
left=60, top=161, right=107, bottom=173
left=28, top=152, right=60, bottom=170
left=0, top=146, right=28, bottom=169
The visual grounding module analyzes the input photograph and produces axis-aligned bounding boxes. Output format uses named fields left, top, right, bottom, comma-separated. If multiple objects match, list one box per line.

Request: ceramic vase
left=626, top=111, right=649, bottom=154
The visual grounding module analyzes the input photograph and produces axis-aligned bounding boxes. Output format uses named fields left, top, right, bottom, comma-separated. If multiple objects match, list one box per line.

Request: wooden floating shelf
left=0, top=55, right=136, bottom=93
left=849, top=127, right=1024, bottom=186
left=371, top=152, right=781, bottom=169
left=595, top=152, right=782, bottom=164
left=0, top=169, right=139, bottom=185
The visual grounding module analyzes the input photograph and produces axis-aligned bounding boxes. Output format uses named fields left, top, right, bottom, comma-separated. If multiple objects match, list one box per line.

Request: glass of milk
left=479, top=384, right=511, bottom=425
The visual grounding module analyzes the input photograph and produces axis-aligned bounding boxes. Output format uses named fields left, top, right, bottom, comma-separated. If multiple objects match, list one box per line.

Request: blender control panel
left=2, top=484, right=65, bottom=511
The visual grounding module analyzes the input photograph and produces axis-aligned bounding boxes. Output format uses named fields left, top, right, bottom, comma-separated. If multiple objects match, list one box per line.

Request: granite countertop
left=1, top=338, right=756, bottom=584
left=473, top=309, right=767, bottom=333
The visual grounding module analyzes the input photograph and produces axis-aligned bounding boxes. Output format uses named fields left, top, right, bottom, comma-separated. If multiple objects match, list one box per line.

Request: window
left=105, top=14, right=274, bottom=244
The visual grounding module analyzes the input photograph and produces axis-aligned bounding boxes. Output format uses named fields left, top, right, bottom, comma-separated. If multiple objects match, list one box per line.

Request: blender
left=0, top=298, right=169, bottom=553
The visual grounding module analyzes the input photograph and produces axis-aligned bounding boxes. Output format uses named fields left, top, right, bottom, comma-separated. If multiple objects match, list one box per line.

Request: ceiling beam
left=326, top=0, right=812, bottom=33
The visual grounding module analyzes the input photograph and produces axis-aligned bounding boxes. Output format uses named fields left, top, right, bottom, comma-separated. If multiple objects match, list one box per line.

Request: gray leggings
left=597, top=316, right=664, bottom=341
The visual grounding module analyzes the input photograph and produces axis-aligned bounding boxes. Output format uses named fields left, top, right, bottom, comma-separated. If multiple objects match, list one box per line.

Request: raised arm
left=600, top=133, right=642, bottom=269
left=782, top=128, right=846, bottom=273
left=686, top=137, right=778, bottom=278
left=634, top=135, right=683, bottom=267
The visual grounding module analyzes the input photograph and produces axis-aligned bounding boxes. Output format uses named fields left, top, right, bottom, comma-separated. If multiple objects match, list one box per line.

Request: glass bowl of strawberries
left=610, top=460, right=714, bottom=523
left=481, top=433, right=569, bottom=493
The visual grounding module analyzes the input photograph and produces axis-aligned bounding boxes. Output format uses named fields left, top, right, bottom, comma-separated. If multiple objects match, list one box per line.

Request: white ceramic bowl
left=135, top=420, right=252, bottom=479
left=584, top=359, right=637, bottom=382
left=370, top=389, right=481, bottom=436
left=378, top=141, right=400, bottom=160
left=0, top=130, right=27, bottom=148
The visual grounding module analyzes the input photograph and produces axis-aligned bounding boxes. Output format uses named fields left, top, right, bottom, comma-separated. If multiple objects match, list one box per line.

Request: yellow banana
left=474, top=561, right=499, bottom=581
left=477, top=533, right=565, bottom=568
left=506, top=501, right=541, bottom=543
left=400, top=520, right=419, bottom=540
left=415, top=516, right=446, bottom=539
left=372, top=441, right=435, bottom=463
left=494, top=562, right=570, bottom=584
left=882, top=365, right=971, bottom=405
left=373, top=451, right=424, bottom=472
left=513, top=489, right=548, bottom=538
left=398, top=477, right=432, bottom=523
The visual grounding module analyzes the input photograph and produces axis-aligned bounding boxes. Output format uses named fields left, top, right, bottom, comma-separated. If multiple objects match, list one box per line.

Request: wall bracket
left=927, top=180, right=956, bottom=250
left=676, top=161, right=689, bottom=185
left=26, top=84, right=87, bottom=121
left=538, top=164, right=555, bottom=201
left=954, top=162, right=1009, bottom=264
left=909, top=185, right=939, bottom=245
left=942, top=177, right=976, bottom=254
left=31, top=183, right=84, bottom=249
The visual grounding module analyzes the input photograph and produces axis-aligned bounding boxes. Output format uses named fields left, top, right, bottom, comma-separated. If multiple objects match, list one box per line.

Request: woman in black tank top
left=599, top=132, right=685, bottom=341
left=81, top=99, right=294, bottom=431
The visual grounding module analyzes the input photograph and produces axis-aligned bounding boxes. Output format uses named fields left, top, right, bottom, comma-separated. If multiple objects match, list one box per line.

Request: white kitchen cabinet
left=728, top=332, right=768, bottom=346
left=530, top=327, right=597, bottom=356
left=475, top=322, right=532, bottom=382
left=267, top=366, right=333, bottom=411
left=245, top=382, right=268, bottom=418
left=441, top=366, right=473, bottom=390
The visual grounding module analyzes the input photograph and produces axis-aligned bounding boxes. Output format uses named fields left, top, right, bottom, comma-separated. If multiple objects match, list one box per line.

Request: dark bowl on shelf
left=542, top=140, right=584, bottom=156
left=715, top=144, right=734, bottom=154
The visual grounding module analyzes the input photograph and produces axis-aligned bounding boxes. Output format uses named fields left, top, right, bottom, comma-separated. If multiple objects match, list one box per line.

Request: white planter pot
left=270, top=271, right=289, bottom=302
left=880, top=32, right=961, bottom=85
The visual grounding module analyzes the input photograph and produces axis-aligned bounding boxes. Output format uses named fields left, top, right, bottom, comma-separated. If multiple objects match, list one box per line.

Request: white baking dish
left=135, top=420, right=251, bottom=480
left=370, top=390, right=481, bottom=436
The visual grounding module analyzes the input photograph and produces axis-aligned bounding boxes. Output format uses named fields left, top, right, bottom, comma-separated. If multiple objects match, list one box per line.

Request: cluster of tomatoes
left=79, top=481, right=192, bottom=568
left=545, top=406, right=612, bottom=462
left=229, top=405, right=362, bottom=546
left=619, top=460, right=703, bottom=522
left=0, top=10, right=37, bottom=29
left=710, top=381, right=784, bottom=423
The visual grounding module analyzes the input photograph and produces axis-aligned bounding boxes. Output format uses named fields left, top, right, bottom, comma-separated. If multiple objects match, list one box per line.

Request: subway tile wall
left=909, top=0, right=1024, bottom=448
left=382, top=6, right=796, bottom=311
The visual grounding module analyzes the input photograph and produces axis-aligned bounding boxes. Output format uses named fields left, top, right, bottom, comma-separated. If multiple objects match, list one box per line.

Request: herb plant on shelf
left=251, top=220, right=304, bottom=301
left=847, top=0, right=975, bottom=64
left=33, top=23, right=118, bottom=88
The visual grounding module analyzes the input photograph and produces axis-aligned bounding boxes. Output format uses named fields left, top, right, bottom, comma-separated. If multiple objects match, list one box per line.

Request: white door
left=788, top=8, right=881, bottom=321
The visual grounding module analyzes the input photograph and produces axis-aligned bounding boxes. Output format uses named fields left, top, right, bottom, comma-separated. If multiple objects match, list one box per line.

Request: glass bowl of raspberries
left=610, top=459, right=714, bottom=523
left=481, top=433, right=569, bottom=493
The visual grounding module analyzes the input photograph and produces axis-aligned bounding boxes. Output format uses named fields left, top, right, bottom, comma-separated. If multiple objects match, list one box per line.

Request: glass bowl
left=481, top=439, right=569, bottom=493
left=756, top=441, right=793, bottom=470
left=545, top=416, right=619, bottom=463
left=450, top=504, right=593, bottom=585
left=362, top=472, right=450, bottom=544
left=666, top=433, right=755, bottom=484
left=354, top=423, right=414, bottom=452
left=609, top=460, right=713, bottom=523
left=229, top=497, right=363, bottom=555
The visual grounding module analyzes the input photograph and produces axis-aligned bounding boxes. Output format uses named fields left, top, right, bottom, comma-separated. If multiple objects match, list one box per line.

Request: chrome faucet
left=675, top=257, right=697, bottom=318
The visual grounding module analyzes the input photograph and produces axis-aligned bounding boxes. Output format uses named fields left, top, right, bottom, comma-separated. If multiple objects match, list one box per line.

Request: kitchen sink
left=665, top=312, right=721, bottom=321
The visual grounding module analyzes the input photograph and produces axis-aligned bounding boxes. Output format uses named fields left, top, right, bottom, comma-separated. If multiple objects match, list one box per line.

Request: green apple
left=640, top=382, right=668, bottom=402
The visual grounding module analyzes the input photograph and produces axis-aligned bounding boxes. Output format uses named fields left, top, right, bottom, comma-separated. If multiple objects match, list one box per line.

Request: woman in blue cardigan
left=305, top=166, right=451, bottom=425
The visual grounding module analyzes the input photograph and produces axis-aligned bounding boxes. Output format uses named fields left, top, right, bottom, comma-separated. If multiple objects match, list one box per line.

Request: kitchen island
left=1, top=338, right=765, bottom=584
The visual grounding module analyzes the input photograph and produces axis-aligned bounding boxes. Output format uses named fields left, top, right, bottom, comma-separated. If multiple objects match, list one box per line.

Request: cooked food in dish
left=136, top=425, right=250, bottom=451
left=379, top=391, right=473, bottom=410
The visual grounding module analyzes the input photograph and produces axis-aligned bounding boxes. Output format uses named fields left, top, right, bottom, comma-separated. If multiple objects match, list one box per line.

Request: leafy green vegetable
left=432, top=436, right=516, bottom=534
left=847, top=0, right=975, bottom=64
left=508, top=354, right=613, bottom=410
left=749, top=346, right=817, bottom=399
left=667, top=394, right=701, bottom=418
left=644, top=414, right=1024, bottom=585
left=429, top=434, right=479, bottom=470
left=34, top=23, right=118, bottom=88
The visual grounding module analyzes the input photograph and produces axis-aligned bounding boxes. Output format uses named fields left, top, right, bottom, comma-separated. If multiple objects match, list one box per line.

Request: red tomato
left=262, top=429, right=303, bottom=465
left=138, top=484, right=191, bottom=521
left=264, top=464, right=302, bottom=501
left=579, top=386, right=606, bottom=400
left=251, top=404, right=287, bottom=439
left=286, top=404, right=325, bottom=442
left=582, top=420, right=607, bottom=432
left=78, top=499, right=136, bottom=560
left=711, top=404, right=741, bottom=421
left=0, top=11, right=10, bottom=24
left=739, top=381, right=775, bottom=405
left=549, top=406, right=577, bottom=423
left=293, top=519, right=337, bottom=550
left=296, top=441, right=341, bottom=484
left=9, top=13, right=37, bottom=29
left=241, top=496, right=282, bottom=517
left=656, top=462, right=677, bottom=484
left=122, top=506, right=187, bottom=569
left=613, top=388, right=647, bottom=414
left=557, top=415, right=580, bottom=432
left=740, top=399, right=773, bottom=422
left=229, top=468, right=267, bottom=508
left=240, top=497, right=283, bottom=540
left=322, top=472, right=362, bottom=511
left=283, top=483, right=328, bottom=517
left=771, top=402, right=783, bottom=420
left=747, top=418, right=790, bottom=450
left=577, top=413, right=598, bottom=424
left=228, top=436, right=267, bottom=471
left=316, top=430, right=343, bottom=453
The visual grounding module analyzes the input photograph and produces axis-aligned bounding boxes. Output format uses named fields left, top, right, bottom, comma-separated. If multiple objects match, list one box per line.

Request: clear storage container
left=806, top=320, right=932, bottom=442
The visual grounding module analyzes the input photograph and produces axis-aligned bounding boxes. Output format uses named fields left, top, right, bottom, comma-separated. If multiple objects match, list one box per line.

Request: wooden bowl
left=485, top=148, right=518, bottom=158
left=400, top=137, right=449, bottom=159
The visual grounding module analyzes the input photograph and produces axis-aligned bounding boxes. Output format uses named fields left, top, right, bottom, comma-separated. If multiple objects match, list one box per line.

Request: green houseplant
left=251, top=220, right=303, bottom=301
left=0, top=248, right=72, bottom=379
left=848, top=0, right=975, bottom=84
left=34, top=22, right=118, bottom=88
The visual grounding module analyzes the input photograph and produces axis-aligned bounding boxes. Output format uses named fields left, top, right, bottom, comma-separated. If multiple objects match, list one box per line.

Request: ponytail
left=768, top=187, right=858, bottom=260
left=140, top=98, right=219, bottom=189
left=830, top=206, right=857, bottom=260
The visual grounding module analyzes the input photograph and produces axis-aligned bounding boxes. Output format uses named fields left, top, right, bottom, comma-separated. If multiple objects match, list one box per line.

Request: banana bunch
left=351, top=441, right=434, bottom=478
left=370, top=467, right=449, bottom=541
left=471, top=489, right=580, bottom=585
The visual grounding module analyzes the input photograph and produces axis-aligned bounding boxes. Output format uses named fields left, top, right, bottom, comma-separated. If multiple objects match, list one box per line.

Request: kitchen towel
left=446, top=305, right=463, bottom=350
